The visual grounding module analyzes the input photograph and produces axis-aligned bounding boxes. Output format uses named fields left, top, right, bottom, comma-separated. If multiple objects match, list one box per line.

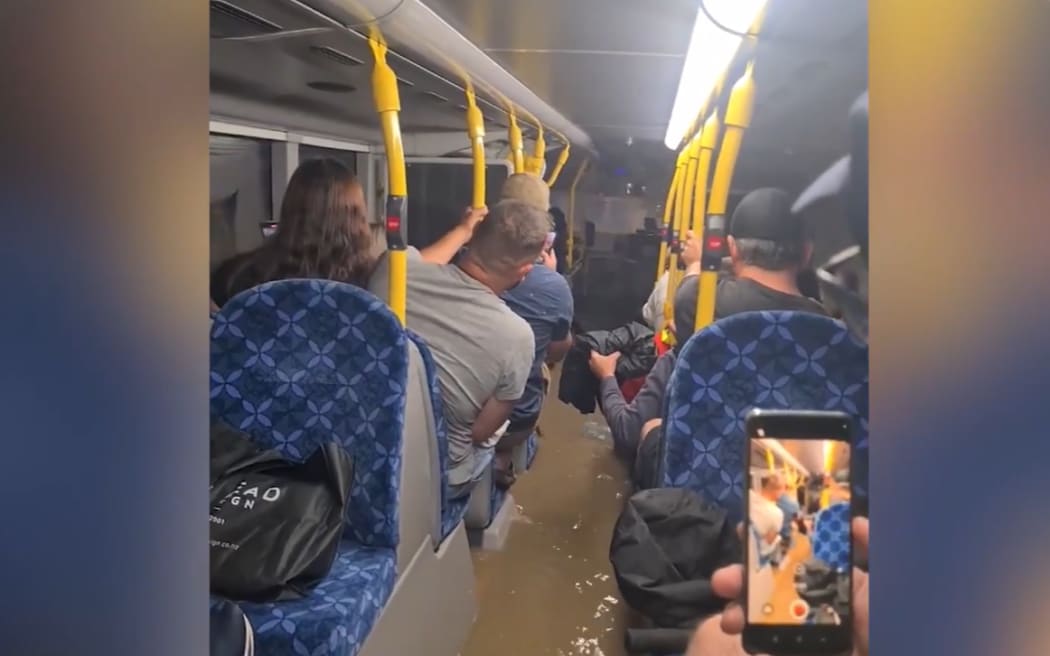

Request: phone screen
left=544, top=231, right=556, bottom=251
left=744, top=410, right=852, bottom=654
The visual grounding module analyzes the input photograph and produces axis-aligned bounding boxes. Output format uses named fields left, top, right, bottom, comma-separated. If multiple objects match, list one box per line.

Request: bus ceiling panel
left=421, top=0, right=696, bottom=55
left=470, top=50, right=684, bottom=146
left=212, top=0, right=503, bottom=140
left=420, top=0, right=696, bottom=151
left=298, top=0, right=595, bottom=151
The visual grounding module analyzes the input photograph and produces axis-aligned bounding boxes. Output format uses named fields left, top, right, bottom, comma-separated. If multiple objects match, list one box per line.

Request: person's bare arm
left=470, top=397, right=516, bottom=444
left=419, top=206, right=488, bottom=264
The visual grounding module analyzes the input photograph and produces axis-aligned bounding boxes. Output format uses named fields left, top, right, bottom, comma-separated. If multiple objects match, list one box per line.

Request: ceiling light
left=663, top=0, right=767, bottom=150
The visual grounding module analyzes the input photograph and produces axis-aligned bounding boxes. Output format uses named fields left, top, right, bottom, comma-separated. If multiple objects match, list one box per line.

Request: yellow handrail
left=464, top=82, right=486, bottom=209
left=694, top=62, right=756, bottom=333
left=508, top=109, right=525, bottom=173
left=654, top=157, right=684, bottom=284
left=690, top=110, right=723, bottom=332
left=661, top=132, right=701, bottom=339
left=546, top=141, right=570, bottom=187
left=368, top=33, right=407, bottom=325
left=567, top=160, right=589, bottom=268
left=526, top=120, right=546, bottom=175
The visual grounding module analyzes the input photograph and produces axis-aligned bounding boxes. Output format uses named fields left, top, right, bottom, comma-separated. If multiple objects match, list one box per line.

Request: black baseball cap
left=729, top=188, right=807, bottom=244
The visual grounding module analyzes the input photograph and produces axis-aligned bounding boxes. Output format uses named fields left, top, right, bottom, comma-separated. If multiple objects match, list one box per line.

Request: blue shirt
left=501, top=266, right=574, bottom=422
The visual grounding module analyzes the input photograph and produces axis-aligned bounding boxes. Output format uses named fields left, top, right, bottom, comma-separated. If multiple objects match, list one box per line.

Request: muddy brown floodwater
left=461, top=373, right=633, bottom=656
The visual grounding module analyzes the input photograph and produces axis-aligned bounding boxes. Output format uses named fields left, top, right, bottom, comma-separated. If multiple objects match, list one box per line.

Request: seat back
left=210, top=279, right=407, bottom=549
left=812, top=502, right=851, bottom=571
left=661, top=311, right=868, bottom=525
left=403, top=334, right=445, bottom=550
left=407, top=331, right=467, bottom=543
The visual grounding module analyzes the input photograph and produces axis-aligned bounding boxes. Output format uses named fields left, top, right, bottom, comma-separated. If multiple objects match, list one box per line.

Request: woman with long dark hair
left=210, top=158, right=374, bottom=307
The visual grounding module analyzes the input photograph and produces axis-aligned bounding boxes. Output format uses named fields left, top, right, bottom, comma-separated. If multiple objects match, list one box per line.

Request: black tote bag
left=210, top=423, right=354, bottom=602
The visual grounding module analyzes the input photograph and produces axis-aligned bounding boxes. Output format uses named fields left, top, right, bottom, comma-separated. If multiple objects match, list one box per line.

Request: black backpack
left=210, top=422, right=354, bottom=602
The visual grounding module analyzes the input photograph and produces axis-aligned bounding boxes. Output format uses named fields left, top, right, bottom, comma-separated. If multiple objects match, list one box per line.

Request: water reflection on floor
left=461, top=375, right=632, bottom=656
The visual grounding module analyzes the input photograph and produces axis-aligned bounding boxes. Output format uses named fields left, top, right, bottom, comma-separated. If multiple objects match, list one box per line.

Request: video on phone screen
left=748, top=438, right=850, bottom=626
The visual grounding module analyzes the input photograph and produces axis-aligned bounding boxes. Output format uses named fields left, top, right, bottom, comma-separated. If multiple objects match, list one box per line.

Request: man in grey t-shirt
left=370, top=199, right=550, bottom=498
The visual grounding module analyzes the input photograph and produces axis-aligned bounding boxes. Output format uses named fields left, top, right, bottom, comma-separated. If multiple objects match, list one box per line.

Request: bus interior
left=209, top=0, right=868, bottom=654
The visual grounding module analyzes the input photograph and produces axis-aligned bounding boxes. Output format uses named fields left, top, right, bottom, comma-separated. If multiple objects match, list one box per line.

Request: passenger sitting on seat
left=674, top=187, right=827, bottom=321
left=210, top=158, right=484, bottom=308
left=641, top=269, right=670, bottom=332
left=590, top=187, right=828, bottom=489
left=495, top=174, right=575, bottom=487
left=209, top=158, right=374, bottom=307
left=368, top=199, right=550, bottom=499
left=751, top=473, right=786, bottom=565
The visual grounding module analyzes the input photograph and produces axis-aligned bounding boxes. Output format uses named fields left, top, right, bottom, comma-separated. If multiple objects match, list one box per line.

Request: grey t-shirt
left=369, top=248, right=535, bottom=485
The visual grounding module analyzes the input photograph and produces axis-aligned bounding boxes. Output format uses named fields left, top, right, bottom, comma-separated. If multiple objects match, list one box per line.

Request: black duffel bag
left=610, top=488, right=740, bottom=630
left=210, top=597, right=254, bottom=656
left=210, top=422, right=354, bottom=602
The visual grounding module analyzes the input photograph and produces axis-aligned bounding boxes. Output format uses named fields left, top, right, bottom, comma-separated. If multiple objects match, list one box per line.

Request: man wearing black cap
left=674, top=187, right=827, bottom=325
left=589, top=187, right=828, bottom=489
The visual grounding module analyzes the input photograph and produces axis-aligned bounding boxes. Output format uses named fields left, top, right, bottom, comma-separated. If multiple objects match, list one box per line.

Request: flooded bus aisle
left=464, top=369, right=631, bottom=656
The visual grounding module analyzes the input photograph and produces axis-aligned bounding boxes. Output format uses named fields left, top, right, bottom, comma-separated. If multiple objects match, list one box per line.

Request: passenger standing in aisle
left=497, top=174, right=575, bottom=487
left=369, top=199, right=550, bottom=499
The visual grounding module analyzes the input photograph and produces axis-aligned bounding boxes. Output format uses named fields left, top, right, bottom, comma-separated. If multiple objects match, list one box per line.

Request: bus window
left=405, top=161, right=508, bottom=249
left=299, top=144, right=358, bottom=173
left=209, top=134, right=272, bottom=269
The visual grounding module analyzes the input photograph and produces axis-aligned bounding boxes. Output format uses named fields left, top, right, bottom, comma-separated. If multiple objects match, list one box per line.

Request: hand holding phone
left=685, top=517, right=868, bottom=656
left=740, top=410, right=859, bottom=655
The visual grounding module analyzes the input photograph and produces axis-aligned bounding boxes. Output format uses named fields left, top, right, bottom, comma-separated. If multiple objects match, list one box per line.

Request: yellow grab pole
left=546, top=142, right=570, bottom=187
left=690, top=110, right=723, bottom=332
left=567, top=160, right=589, bottom=268
left=661, top=133, right=701, bottom=339
left=765, top=448, right=775, bottom=472
left=655, top=158, right=684, bottom=284
left=527, top=121, right=546, bottom=175
left=695, top=62, right=756, bottom=333
left=508, top=110, right=525, bottom=173
left=690, top=112, right=721, bottom=234
left=368, top=33, right=407, bottom=325
left=820, top=441, right=837, bottom=509
left=464, top=82, right=486, bottom=209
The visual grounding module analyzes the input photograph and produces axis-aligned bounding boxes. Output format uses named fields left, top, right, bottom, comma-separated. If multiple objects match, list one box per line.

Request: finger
left=711, top=564, right=744, bottom=600
left=736, top=522, right=744, bottom=543
left=610, top=351, right=622, bottom=361
left=720, top=602, right=745, bottom=634
left=853, top=516, right=869, bottom=563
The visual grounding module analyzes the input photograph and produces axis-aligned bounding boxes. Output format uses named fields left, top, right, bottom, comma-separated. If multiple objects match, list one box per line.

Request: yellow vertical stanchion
left=508, top=109, right=525, bottom=174
left=820, top=440, right=837, bottom=509
left=694, top=63, right=756, bottom=333
left=464, top=82, right=486, bottom=210
left=661, top=132, right=701, bottom=341
left=567, top=160, right=588, bottom=269
left=690, top=110, right=722, bottom=332
left=655, top=154, right=685, bottom=285
left=546, top=141, right=570, bottom=187
left=368, top=33, right=407, bottom=325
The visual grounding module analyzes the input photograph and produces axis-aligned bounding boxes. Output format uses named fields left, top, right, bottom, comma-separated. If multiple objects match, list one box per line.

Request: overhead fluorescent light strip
left=663, top=0, right=767, bottom=150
